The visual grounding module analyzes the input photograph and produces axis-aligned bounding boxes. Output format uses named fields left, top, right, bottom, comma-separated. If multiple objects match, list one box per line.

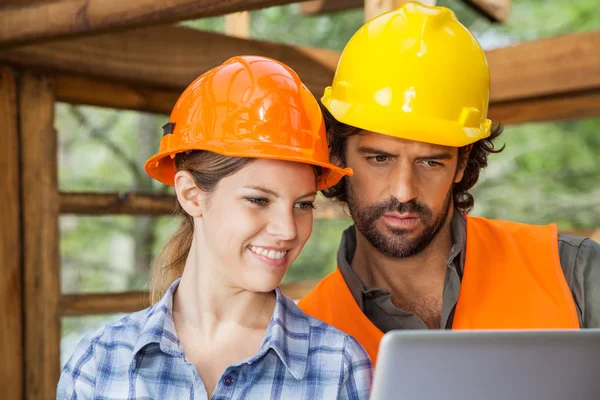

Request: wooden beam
left=303, top=0, right=509, bottom=22
left=300, top=0, right=362, bottom=15
left=59, top=291, right=149, bottom=316
left=20, top=71, right=60, bottom=400
left=488, top=89, right=600, bottom=125
left=463, top=0, right=510, bottom=23
left=54, top=74, right=178, bottom=114
left=5, top=27, right=597, bottom=122
left=2, top=24, right=597, bottom=106
left=0, top=24, right=338, bottom=97
left=60, top=191, right=349, bottom=219
left=58, top=279, right=326, bottom=315
left=54, top=72, right=600, bottom=125
left=0, top=66, right=23, bottom=400
left=487, top=30, right=600, bottom=103
left=364, top=0, right=437, bottom=22
left=0, top=0, right=317, bottom=48
left=60, top=192, right=177, bottom=215
left=225, top=11, right=251, bottom=39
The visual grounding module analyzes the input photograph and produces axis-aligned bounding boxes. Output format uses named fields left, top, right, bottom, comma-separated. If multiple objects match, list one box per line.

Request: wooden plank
left=60, top=192, right=349, bottom=219
left=300, top=0, right=362, bottom=15
left=303, top=0, right=508, bottom=22
left=60, top=192, right=177, bottom=215
left=59, top=291, right=149, bottom=316
left=365, top=0, right=436, bottom=22
left=54, top=72, right=600, bottom=125
left=0, top=66, right=22, bottom=400
left=0, top=24, right=338, bottom=97
left=0, top=0, right=317, bottom=48
left=225, top=11, right=250, bottom=38
left=54, top=74, right=178, bottom=114
left=488, top=89, right=600, bottom=125
left=1, top=23, right=598, bottom=105
left=0, top=0, right=60, bottom=6
left=20, top=71, right=60, bottom=400
left=58, top=279, right=326, bottom=315
left=488, top=30, right=600, bottom=103
left=463, top=0, right=510, bottom=23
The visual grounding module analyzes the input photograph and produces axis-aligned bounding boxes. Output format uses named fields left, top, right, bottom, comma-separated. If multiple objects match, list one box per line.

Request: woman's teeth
left=250, top=246, right=287, bottom=260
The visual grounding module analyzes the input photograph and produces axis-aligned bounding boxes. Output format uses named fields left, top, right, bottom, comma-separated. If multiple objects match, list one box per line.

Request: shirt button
left=223, top=375, right=235, bottom=387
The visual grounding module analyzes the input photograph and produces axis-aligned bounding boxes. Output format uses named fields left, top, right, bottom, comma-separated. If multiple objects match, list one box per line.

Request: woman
left=58, top=56, right=372, bottom=399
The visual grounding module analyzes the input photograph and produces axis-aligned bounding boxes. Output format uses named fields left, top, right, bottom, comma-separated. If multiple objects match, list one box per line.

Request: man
left=298, top=2, right=600, bottom=364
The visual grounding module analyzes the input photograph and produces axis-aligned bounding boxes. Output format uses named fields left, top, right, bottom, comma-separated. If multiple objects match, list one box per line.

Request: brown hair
left=320, top=104, right=505, bottom=214
left=149, top=151, right=252, bottom=304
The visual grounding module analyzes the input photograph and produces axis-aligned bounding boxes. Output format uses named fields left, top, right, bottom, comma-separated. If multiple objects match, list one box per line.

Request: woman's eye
left=368, top=155, right=389, bottom=163
left=246, top=197, right=269, bottom=206
left=295, top=201, right=316, bottom=211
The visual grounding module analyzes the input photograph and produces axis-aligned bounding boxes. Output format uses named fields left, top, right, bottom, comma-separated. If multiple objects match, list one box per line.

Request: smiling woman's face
left=192, top=158, right=318, bottom=292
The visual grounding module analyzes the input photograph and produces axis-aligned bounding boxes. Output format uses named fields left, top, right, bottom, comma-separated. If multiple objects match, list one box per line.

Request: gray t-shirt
left=337, top=211, right=600, bottom=329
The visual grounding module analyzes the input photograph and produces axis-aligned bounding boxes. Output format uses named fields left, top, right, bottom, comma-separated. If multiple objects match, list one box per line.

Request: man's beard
left=347, top=185, right=453, bottom=258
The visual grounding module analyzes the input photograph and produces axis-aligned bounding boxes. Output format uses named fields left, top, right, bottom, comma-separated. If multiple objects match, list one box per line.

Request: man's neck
left=351, top=213, right=454, bottom=311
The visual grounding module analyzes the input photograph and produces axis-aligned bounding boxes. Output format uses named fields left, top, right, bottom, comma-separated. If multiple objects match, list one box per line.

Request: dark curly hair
left=320, top=104, right=505, bottom=214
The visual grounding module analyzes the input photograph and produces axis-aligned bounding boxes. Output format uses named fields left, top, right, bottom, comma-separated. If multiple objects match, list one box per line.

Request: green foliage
left=59, top=1, right=600, bottom=349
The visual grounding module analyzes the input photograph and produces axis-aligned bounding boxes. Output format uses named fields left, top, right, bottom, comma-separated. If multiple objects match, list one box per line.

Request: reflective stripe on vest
left=298, top=216, right=580, bottom=366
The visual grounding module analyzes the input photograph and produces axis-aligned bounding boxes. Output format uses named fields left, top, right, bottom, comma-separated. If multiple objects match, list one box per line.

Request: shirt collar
left=132, top=279, right=185, bottom=360
left=337, top=208, right=468, bottom=307
left=252, top=287, right=310, bottom=380
left=131, top=280, right=310, bottom=380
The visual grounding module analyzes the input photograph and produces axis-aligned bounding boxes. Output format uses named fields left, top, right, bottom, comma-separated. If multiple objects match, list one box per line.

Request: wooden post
left=0, top=66, right=22, bottom=400
left=20, top=71, right=60, bottom=400
left=364, top=0, right=436, bottom=22
left=225, top=11, right=250, bottom=38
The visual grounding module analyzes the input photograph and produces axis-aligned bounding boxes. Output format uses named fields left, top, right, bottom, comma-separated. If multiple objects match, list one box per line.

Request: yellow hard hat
left=322, top=2, right=492, bottom=147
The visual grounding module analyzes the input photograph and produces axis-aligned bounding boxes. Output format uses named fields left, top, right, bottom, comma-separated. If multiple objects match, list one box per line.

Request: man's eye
left=423, top=160, right=442, bottom=168
left=368, top=155, right=389, bottom=163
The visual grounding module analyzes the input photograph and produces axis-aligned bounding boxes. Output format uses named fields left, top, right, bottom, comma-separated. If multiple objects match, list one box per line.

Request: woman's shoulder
left=63, top=306, right=155, bottom=369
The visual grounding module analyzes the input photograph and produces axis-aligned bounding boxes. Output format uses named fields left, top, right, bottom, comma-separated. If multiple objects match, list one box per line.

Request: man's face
left=344, top=131, right=467, bottom=258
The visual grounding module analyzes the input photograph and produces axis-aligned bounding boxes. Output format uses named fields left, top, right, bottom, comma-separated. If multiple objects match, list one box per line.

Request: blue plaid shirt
left=58, top=279, right=373, bottom=399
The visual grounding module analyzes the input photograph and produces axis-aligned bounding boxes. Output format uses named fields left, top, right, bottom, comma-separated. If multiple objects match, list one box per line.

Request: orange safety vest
left=298, top=216, right=580, bottom=365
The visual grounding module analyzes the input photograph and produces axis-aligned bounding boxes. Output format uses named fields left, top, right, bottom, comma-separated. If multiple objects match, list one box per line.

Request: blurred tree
left=59, top=0, right=600, bottom=350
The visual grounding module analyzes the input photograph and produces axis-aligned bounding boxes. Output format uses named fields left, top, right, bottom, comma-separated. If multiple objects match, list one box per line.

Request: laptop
left=370, top=330, right=600, bottom=400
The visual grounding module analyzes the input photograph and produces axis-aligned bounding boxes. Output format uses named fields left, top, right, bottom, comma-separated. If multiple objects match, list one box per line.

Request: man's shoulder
left=557, top=233, right=600, bottom=272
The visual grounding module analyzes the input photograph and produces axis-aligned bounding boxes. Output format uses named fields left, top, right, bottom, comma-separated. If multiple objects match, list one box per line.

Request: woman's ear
left=174, top=170, right=205, bottom=217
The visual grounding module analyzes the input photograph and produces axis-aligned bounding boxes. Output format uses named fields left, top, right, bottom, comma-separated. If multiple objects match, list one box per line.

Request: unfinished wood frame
left=20, top=71, right=61, bottom=400
left=0, top=24, right=339, bottom=97
left=0, top=0, right=510, bottom=49
left=57, top=224, right=600, bottom=312
left=60, top=291, right=150, bottom=316
left=303, top=0, right=509, bottom=22
left=0, top=66, right=23, bottom=400
left=3, top=23, right=598, bottom=119
left=0, top=0, right=314, bottom=48
left=59, top=192, right=349, bottom=219
left=59, top=279, right=325, bottom=316
left=365, top=0, right=437, bottom=22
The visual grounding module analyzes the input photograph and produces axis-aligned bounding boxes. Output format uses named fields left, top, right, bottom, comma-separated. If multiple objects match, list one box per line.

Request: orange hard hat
left=145, top=55, right=352, bottom=190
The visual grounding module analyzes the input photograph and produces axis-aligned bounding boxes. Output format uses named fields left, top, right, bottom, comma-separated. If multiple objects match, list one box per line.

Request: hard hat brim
left=144, top=143, right=353, bottom=191
left=323, top=96, right=492, bottom=148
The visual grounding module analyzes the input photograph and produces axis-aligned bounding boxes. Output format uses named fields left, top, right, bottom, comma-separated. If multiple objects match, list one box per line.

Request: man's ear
left=174, top=170, right=205, bottom=217
left=454, top=145, right=472, bottom=184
